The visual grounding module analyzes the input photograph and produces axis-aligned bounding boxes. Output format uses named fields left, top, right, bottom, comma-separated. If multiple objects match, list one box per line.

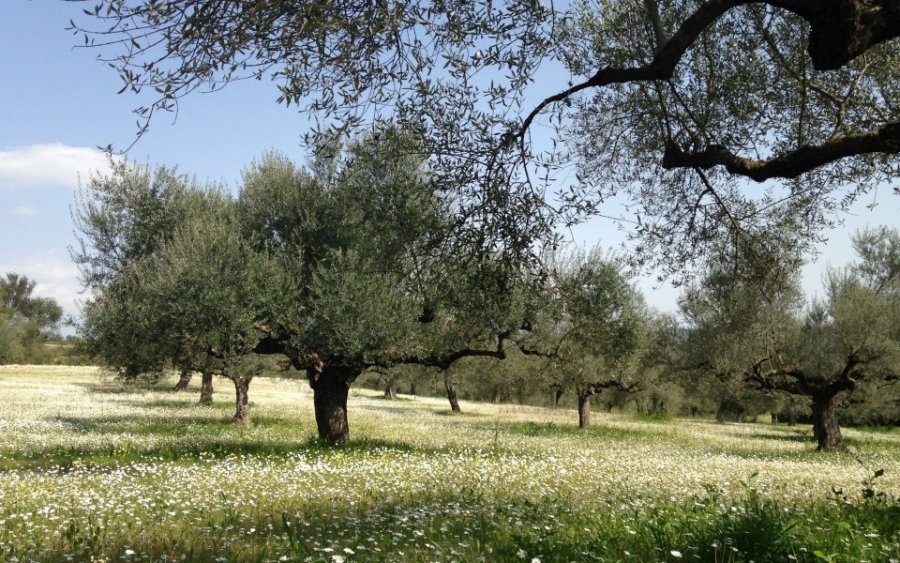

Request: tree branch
left=662, top=121, right=900, bottom=181
left=517, top=0, right=900, bottom=178
left=391, top=329, right=511, bottom=371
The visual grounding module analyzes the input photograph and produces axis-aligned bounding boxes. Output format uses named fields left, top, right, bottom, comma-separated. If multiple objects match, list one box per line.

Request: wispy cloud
left=12, top=206, right=36, bottom=217
left=0, top=143, right=113, bottom=190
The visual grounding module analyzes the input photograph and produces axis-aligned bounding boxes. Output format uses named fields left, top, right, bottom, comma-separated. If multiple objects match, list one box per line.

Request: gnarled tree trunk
left=231, top=377, right=251, bottom=425
left=174, top=368, right=192, bottom=391
left=444, top=371, right=461, bottom=413
left=811, top=393, right=845, bottom=452
left=199, top=370, right=214, bottom=405
left=577, top=391, right=592, bottom=429
left=310, top=365, right=355, bottom=444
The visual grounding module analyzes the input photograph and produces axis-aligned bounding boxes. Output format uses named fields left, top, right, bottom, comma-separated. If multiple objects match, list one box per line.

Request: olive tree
left=522, top=249, right=644, bottom=428
left=237, top=130, right=526, bottom=442
left=747, top=227, right=900, bottom=451
left=0, top=274, right=63, bottom=364
left=74, top=162, right=231, bottom=400
left=133, top=206, right=293, bottom=424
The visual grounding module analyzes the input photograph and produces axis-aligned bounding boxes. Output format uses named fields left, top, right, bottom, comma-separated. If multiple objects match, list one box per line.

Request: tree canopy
left=70, top=0, right=900, bottom=273
left=76, top=129, right=533, bottom=441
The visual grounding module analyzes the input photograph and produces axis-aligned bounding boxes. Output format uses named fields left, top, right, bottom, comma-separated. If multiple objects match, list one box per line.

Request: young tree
left=70, top=2, right=900, bottom=273
left=522, top=249, right=644, bottom=428
left=73, top=160, right=194, bottom=380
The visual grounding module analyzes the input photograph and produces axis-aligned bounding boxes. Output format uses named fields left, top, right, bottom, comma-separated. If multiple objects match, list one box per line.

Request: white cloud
left=12, top=206, right=36, bottom=217
left=0, top=252, right=86, bottom=321
left=0, top=143, right=113, bottom=190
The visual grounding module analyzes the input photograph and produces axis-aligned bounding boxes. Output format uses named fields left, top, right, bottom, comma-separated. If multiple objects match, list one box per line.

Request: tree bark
left=310, top=365, right=355, bottom=444
left=384, top=382, right=399, bottom=400
left=231, top=377, right=250, bottom=425
left=199, top=370, right=214, bottom=405
left=173, top=368, right=192, bottom=391
left=444, top=371, right=461, bottom=413
left=409, top=381, right=417, bottom=395
left=811, top=393, right=846, bottom=452
left=577, top=391, right=592, bottom=429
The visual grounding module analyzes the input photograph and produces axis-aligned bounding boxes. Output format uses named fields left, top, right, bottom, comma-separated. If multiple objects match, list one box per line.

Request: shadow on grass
left=474, top=419, right=667, bottom=442
left=1, top=410, right=443, bottom=472
left=745, top=429, right=815, bottom=444
left=76, top=380, right=169, bottom=395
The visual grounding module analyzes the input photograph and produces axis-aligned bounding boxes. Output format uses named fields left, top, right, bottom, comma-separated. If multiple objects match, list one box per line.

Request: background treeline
left=0, top=273, right=86, bottom=365
left=357, top=349, right=900, bottom=428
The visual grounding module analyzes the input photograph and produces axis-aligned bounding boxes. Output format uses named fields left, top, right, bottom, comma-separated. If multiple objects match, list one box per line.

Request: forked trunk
left=173, top=369, right=192, bottom=392
left=577, top=391, right=591, bottom=429
left=444, top=371, right=461, bottom=413
left=812, top=393, right=845, bottom=452
left=231, top=377, right=251, bottom=424
left=199, top=370, right=214, bottom=405
left=311, top=365, right=354, bottom=444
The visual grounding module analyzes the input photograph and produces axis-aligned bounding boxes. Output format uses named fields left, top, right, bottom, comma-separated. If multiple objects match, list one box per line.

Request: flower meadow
left=0, top=366, right=898, bottom=562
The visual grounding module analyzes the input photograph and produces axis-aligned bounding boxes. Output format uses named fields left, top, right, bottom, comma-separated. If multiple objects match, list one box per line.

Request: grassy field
left=0, top=366, right=898, bottom=562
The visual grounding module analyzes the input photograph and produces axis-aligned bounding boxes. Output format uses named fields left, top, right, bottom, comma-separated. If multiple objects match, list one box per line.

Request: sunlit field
left=0, top=366, right=898, bottom=562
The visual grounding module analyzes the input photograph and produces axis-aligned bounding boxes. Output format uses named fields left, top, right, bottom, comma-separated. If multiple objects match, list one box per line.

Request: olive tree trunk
left=811, top=393, right=846, bottom=452
left=310, top=365, right=355, bottom=444
left=786, top=397, right=797, bottom=427
left=199, top=370, right=214, bottom=405
left=444, top=371, right=461, bottom=413
left=173, top=368, right=192, bottom=391
left=577, top=391, right=592, bottom=429
left=231, top=377, right=251, bottom=425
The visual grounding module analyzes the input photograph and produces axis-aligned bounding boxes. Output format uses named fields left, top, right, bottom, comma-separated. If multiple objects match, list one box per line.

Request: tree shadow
left=474, top=419, right=666, bottom=442
left=2, top=411, right=443, bottom=472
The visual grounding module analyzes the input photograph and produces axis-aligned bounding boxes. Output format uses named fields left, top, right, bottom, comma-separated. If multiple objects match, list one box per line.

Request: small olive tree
left=522, top=249, right=644, bottom=428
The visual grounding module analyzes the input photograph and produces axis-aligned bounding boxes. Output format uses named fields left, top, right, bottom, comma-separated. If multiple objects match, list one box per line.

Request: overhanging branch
left=663, top=121, right=900, bottom=181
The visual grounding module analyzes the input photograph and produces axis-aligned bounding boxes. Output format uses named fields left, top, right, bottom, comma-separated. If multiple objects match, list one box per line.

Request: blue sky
left=1, top=2, right=897, bottom=326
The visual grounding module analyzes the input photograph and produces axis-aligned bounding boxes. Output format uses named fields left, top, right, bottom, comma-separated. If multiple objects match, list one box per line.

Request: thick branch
left=582, top=378, right=641, bottom=396
left=663, top=121, right=900, bottom=181
left=391, top=330, right=510, bottom=371
left=519, top=0, right=900, bottom=175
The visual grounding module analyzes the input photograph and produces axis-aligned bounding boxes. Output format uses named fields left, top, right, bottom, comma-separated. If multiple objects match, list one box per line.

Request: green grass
left=0, top=365, right=897, bottom=562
